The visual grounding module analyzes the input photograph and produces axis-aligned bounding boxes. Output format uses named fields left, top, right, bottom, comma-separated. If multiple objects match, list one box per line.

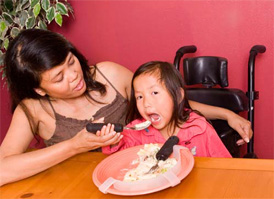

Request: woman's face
left=133, top=73, right=174, bottom=134
left=37, top=52, right=86, bottom=99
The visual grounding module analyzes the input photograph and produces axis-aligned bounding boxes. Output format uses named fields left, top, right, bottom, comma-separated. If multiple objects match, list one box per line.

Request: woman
left=0, top=29, right=251, bottom=186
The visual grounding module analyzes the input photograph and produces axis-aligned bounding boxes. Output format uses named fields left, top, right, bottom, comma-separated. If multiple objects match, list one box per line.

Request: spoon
left=86, top=120, right=151, bottom=133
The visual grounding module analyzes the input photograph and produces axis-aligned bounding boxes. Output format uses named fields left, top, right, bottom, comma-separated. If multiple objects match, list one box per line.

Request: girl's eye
left=152, top=91, right=158, bottom=95
left=136, top=96, right=142, bottom=100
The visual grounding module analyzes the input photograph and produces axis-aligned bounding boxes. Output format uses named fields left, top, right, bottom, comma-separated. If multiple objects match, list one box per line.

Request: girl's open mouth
left=149, top=114, right=161, bottom=123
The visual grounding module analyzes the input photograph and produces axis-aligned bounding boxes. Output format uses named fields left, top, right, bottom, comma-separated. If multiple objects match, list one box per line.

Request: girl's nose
left=143, top=96, right=151, bottom=108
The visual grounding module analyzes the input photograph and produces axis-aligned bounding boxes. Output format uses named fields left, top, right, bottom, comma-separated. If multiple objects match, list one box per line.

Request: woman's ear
left=177, top=87, right=185, bottom=103
left=34, top=88, right=46, bottom=96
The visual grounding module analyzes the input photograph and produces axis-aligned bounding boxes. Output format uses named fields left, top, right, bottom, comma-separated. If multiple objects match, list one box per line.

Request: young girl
left=102, top=61, right=232, bottom=157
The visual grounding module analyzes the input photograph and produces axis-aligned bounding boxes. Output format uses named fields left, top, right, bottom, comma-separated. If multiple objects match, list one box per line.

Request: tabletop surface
left=0, top=151, right=273, bottom=199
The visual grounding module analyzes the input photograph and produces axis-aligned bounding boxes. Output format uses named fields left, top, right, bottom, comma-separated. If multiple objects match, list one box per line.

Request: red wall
left=1, top=1, right=273, bottom=159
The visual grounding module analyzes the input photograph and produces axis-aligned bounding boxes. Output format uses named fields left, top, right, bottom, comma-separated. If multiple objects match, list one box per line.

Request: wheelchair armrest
left=186, top=88, right=249, bottom=112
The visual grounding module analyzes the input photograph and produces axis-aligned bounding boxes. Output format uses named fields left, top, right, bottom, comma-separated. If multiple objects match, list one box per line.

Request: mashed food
left=123, top=144, right=177, bottom=182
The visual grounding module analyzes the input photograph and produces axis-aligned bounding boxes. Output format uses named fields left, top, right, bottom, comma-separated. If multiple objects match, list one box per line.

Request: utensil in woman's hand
left=86, top=120, right=151, bottom=133
left=146, top=136, right=179, bottom=174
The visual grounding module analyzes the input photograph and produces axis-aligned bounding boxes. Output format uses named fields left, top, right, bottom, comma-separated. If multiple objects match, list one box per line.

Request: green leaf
left=10, top=27, right=20, bottom=38
left=16, top=0, right=30, bottom=12
left=2, top=12, right=13, bottom=25
left=3, top=37, right=9, bottom=50
left=0, top=52, right=4, bottom=69
left=21, top=0, right=31, bottom=10
left=33, top=3, right=41, bottom=18
left=38, top=20, right=47, bottom=30
left=0, top=21, right=7, bottom=33
left=19, top=10, right=28, bottom=27
left=26, top=16, right=35, bottom=29
left=30, top=0, right=40, bottom=8
left=4, top=0, right=13, bottom=12
left=0, top=28, right=8, bottom=41
left=56, top=2, right=68, bottom=16
left=54, top=12, right=62, bottom=26
left=41, top=0, right=50, bottom=11
left=13, top=16, right=20, bottom=26
left=28, top=7, right=34, bottom=17
left=46, top=7, right=55, bottom=23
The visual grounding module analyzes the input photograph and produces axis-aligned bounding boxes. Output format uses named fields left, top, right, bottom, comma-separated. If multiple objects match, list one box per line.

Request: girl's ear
left=34, top=88, right=46, bottom=96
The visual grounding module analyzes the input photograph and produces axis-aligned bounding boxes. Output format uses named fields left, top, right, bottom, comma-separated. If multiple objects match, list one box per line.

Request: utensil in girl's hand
left=86, top=120, right=151, bottom=133
left=146, top=136, right=179, bottom=174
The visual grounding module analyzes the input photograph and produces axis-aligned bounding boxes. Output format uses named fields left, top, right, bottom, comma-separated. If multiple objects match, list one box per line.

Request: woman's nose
left=68, top=69, right=78, bottom=82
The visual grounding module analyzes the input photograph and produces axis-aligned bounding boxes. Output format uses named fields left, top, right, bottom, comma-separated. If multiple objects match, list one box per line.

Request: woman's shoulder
left=92, top=61, right=133, bottom=99
left=20, top=98, right=52, bottom=118
left=95, top=61, right=133, bottom=76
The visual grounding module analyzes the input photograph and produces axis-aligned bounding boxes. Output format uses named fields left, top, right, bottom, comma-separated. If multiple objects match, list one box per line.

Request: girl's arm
left=206, top=125, right=232, bottom=158
left=189, top=100, right=252, bottom=144
left=0, top=106, right=121, bottom=187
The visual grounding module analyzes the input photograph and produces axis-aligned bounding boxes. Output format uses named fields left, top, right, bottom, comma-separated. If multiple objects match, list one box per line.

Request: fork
left=146, top=136, right=179, bottom=174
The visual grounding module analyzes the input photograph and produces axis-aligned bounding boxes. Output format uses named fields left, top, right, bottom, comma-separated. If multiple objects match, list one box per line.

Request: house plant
left=0, top=0, right=74, bottom=81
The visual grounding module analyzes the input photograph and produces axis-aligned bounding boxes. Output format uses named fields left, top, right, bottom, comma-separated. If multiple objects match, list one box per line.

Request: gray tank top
left=44, top=67, right=129, bottom=147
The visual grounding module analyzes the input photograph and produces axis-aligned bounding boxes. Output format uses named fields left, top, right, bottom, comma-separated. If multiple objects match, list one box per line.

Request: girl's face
left=133, top=73, right=174, bottom=134
left=37, top=52, right=86, bottom=99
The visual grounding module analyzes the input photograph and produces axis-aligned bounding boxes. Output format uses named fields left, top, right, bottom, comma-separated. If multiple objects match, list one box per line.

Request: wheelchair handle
left=176, top=45, right=197, bottom=55
left=250, top=45, right=266, bottom=54
left=174, top=45, right=197, bottom=70
left=247, top=44, right=266, bottom=154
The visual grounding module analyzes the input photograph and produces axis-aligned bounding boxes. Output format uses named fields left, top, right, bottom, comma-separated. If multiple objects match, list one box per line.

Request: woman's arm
left=0, top=106, right=121, bottom=186
left=189, top=100, right=252, bottom=144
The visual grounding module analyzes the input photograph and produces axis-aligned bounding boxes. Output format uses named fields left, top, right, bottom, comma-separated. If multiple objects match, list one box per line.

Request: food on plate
left=123, top=144, right=177, bottom=182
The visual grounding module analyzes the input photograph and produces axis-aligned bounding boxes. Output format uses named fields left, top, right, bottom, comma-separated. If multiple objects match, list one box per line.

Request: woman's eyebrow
left=67, top=52, right=73, bottom=63
left=51, top=71, right=62, bottom=81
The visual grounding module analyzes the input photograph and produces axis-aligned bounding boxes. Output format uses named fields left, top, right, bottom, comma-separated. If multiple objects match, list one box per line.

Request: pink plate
left=92, top=145, right=194, bottom=196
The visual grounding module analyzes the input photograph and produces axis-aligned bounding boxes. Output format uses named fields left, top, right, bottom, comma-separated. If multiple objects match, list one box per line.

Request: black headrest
left=183, top=56, right=228, bottom=88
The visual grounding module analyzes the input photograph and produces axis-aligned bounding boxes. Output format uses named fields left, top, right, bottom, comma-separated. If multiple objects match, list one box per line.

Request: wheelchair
left=173, top=45, right=266, bottom=158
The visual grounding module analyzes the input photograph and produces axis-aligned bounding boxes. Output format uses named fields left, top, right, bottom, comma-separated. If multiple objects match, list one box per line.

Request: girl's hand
left=71, top=127, right=123, bottom=153
left=227, top=114, right=253, bottom=145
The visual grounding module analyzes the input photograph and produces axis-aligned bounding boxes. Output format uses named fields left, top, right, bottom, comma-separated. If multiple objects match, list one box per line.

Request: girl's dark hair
left=4, top=29, right=106, bottom=136
left=126, top=61, right=194, bottom=134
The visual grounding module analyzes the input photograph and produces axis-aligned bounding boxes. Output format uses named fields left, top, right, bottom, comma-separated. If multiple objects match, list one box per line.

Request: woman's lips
left=74, top=79, right=84, bottom=91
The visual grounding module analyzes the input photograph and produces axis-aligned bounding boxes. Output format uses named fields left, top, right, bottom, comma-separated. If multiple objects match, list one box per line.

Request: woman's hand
left=189, top=100, right=253, bottom=145
left=227, top=113, right=253, bottom=145
left=71, top=124, right=123, bottom=153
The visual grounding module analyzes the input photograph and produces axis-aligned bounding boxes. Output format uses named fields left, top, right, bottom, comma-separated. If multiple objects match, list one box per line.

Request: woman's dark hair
left=126, top=61, right=194, bottom=134
left=5, top=29, right=106, bottom=112
left=4, top=29, right=106, bottom=136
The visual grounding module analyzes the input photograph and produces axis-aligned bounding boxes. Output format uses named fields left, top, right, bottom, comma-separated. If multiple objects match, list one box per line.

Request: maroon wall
left=1, top=1, right=273, bottom=159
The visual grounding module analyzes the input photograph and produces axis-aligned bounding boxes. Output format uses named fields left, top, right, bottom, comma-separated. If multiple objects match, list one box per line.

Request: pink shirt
left=102, top=112, right=232, bottom=158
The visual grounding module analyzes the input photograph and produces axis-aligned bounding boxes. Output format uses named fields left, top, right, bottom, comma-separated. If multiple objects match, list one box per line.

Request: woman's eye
left=55, top=76, right=63, bottom=82
left=69, top=59, right=75, bottom=65
left=152, top=91, right=158, bottom=95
